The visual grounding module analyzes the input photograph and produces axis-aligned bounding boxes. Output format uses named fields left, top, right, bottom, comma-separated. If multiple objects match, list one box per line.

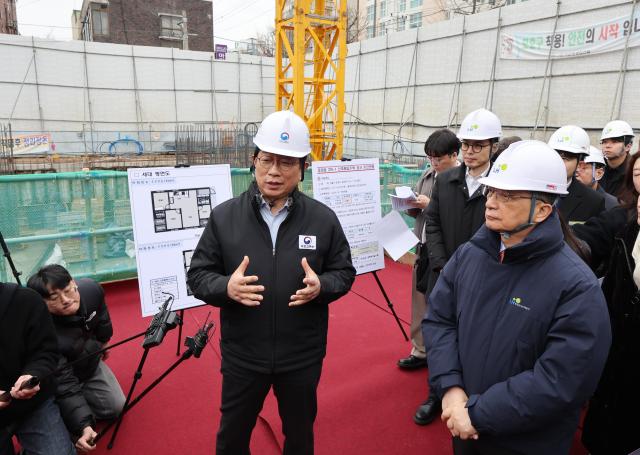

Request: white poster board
left=312, top=159, right=385, bottom=275
left=128, top=165, right=233, bottom=316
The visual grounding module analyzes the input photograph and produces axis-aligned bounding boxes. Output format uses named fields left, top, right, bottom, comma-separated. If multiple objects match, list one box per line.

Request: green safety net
left=0, top=164, right=426, bottom=283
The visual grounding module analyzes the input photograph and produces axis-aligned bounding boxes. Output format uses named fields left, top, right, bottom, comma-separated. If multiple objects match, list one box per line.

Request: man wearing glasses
left=188, top=110, right=355, bottom=455
left=27, top=264, right=125, bottom=452
left=413, top=108, right=502, bottom=426
left=547, top=125, right=605, bottom=223
left=424, top=141, right=611, bottom=455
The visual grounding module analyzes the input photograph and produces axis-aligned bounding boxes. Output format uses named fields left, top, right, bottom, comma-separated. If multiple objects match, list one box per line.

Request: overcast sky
left=16, top=0, right=275, bottom=47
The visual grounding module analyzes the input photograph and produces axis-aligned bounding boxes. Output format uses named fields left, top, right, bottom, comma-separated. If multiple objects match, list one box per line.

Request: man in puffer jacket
left=424, top=141, right=611, bottom=455
left=28, top=264, right=125, bottom=452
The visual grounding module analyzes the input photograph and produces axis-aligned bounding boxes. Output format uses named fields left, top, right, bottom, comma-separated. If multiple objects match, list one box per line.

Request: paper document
left=389, top=186, right=417, bottom=211
left=373, top=211, right=419, bottom=261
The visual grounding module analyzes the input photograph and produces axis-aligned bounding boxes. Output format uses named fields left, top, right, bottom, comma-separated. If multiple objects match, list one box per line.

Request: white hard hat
left=479, top=140, right=568, bottom=195
left=458, top=108, right=502, bottom=141
left=548, top=125, right=590, bottom=155
left=601, top=120, right=634, bottom=140
left=253, top=110, right=311, bottom=158
left=585, top=146, right=606, bottom=166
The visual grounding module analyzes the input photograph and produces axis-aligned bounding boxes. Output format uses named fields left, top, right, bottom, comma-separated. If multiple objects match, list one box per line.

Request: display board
left=128, top=165, right=233, bottom=316
left=312, top=159, right=385, bottom=275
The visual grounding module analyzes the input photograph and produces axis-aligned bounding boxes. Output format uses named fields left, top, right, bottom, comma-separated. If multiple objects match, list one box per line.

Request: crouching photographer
left=27, top=265, right=126, bottom=452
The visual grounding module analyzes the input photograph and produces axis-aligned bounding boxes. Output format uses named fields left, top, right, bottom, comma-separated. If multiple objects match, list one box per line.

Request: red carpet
left=88, top=259, right=588, bottom=455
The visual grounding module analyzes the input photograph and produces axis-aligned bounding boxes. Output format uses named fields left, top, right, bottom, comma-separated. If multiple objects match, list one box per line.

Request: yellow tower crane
left=275, top=0, right=347, bottom=161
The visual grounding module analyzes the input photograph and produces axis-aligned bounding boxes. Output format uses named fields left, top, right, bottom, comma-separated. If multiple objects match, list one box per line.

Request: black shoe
left=413, top=396, right=442, bottom=425
left=397, top=355, right=427, bottom=370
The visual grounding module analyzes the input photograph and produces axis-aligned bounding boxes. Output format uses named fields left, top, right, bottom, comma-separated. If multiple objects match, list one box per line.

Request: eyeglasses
left=46, top=282, right=78, bottom=304
left=482, top=186, right=532, bottom=204
left=255, top=155, right=299, bottom=171
left=461, top=142, right=491, bottom=153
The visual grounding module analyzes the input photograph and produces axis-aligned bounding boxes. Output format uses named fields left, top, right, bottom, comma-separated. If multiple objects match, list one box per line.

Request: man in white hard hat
left=423, top=140, right=611, bottom=455
left=548, top=125, right=605, bottom=223
left=414, top=108, right=501, bottom=426
left=575, top=146, right=618, bottom=210
left=188, top=110, right=356, bottom=455
left=599, top=120, right=635, bottom=197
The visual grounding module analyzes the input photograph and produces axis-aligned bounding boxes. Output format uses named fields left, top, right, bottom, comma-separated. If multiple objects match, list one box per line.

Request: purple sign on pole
left=214, top=44, right=228, bottom=60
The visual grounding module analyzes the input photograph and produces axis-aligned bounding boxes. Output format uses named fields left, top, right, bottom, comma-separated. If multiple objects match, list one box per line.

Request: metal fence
left=0, top=164, right=424, bottom=284
left=175, top=123, right=258, bottom=168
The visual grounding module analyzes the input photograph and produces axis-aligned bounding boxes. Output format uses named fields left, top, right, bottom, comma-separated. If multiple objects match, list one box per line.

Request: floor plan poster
left=312, top=159, right=384, bottom=275
left=128, top=165, right=232, bottom=317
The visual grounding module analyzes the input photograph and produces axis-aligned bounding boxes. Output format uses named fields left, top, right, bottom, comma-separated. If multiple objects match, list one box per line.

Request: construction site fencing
left=0, top=164, right=424, bottom=284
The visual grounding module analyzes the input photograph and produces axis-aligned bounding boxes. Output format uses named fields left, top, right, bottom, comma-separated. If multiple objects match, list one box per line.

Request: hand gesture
left=290, top=257, right=321, bottom=306
left=10, top=375, right=40, bottom=400
left=227, top=256, right=264, bottom=306
left=75, top=426, right=97, bottom=452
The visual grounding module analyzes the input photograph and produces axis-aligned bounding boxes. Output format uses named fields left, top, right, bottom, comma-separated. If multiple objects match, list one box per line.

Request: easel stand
left=371, top=270, right=409, bottom=341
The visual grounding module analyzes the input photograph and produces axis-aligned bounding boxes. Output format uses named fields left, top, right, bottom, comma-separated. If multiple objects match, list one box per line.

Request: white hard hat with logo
left=253, top=110, right=311, bottom=158
left=458, top=108, right=502, bottom=141
left=601, top=120, right=634, bottom=140
left=585, top=146, right=606, bottom=166
left=479, top=140, right=568, bottom=195
left=548, top=125, right=590, bottom=155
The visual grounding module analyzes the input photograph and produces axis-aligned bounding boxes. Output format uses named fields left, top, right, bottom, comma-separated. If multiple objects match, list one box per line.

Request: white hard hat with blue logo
left=253, top=110, right=311, bottom=158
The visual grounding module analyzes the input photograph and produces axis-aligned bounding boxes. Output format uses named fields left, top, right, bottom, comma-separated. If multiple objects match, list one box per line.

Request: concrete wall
left=0, top=34, right=275, bottom=153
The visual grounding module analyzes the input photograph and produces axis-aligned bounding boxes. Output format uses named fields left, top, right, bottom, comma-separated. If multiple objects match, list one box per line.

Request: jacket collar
left=470, top=210, right=565, bottom=264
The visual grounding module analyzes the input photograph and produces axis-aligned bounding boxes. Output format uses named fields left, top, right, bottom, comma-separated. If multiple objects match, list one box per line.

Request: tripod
left=0, top=230, right=22, bottom=285
left=95, top=322, right=214, bottom=449
left=102, top=306, right=182, bottom=449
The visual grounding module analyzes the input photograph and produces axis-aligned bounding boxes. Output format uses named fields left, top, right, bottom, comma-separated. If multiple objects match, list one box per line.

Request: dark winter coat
left=423, top=164, right=486, bottom=294
left=559, top=179, right=606, bottom=224
left=52, top=278, right=113, bottom=436
left=573, top=205, right=632, bottom=275
left=582, top=220, right=640, bottom=455
left=600, top=154, right=629, bottom=198
left=0, top=284, right=59, bottom=429
left=423, top=212, right=611, bottom=455
left=187, top=182, right=355, bottom=374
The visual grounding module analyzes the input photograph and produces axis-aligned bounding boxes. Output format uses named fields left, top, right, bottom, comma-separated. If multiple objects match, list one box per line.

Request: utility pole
left=472, top=0, right=477, bottom=13
left=180, top=10, right=189, bottom=50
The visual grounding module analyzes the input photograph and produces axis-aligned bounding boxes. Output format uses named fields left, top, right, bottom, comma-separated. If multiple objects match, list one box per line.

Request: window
left=409, top=12, right=422, bottom=28
left=399, top=0, right=406, bottom=12
left=409, top=0, right=422, bottom=8
left=396, top=16, right=406, bottom=31
left=380, top=1, right=386, bottom=17
left=91, top=5, right=108, bottom=36
left=366, top=5, right=375, bottom=23
left=160, top=14, right=182, bottom=39
left=366, top=25, right=375, bottom=39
